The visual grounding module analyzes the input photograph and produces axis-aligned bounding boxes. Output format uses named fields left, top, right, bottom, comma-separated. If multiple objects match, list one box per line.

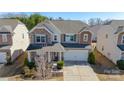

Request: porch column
left=28, top=52, right=31, bottom=62
left=59, top=52, right=62, bottom=61
left=48, top=52, right=51, bottom=63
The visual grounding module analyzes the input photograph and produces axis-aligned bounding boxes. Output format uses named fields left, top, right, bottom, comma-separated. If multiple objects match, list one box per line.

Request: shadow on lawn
left=90, top=64, right=124, bottom=75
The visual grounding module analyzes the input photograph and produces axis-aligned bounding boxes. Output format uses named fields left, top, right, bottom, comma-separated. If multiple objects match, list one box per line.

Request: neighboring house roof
left=50, top=20, right=88, bottom=33
left=117, top=45, right=124, bottom=51
left=90, top=25, right=102, bottom=36
left=61, top=43, right=89, bottom=48
left=115, top=26, right=124, bottom=34
left=104, top=20, right=124, bottom=34
left=0, top=19, right=23, bottom=32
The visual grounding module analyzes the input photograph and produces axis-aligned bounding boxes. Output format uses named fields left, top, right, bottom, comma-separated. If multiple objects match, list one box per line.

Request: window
left=22, top=33, right=24, bottom=39
left=65, top=34, right=76, bottom=42
left=106, top=34, right=108, bottom=39
left=54, top=35, right=57, bottom=41
left=102, top=46, right=104, bottom=51
left=122, top=35, right=124, bottom=44
left=83, top=34, right=88, bottom=42
left=35, top=35, right=46, bottom=43
left=2, top=34, right=7, bottom=42
left=36, top=36, right=41, bottom=43
left=70, top=35, right=75, bottom=41
left=41, top=36, right=46, bottom=42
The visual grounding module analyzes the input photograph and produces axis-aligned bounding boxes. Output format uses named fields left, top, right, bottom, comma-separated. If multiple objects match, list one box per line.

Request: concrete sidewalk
left=63, top=61, right=99, bottom=81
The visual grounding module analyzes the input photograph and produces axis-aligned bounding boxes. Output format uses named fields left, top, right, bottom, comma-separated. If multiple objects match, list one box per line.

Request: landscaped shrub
left=5, top=57, right=13, bottom=65
left=57, top=61, right=64, bottom=69
left=24, top=58, right=36, bottom=69
left=24, top=58, right=29, bottom=66
left=88, top=52, right=95, bottom=65
left=117, top=60, right=124, bottom=70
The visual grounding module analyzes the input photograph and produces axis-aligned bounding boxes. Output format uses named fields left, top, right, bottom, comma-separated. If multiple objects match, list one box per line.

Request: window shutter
left=46, top=35, right=48, bottom=43
left=33, top=35, right=35, bottom=43
left=63, top=34, right=65, bottom=42
left=74, top=34, right=76, bottom=41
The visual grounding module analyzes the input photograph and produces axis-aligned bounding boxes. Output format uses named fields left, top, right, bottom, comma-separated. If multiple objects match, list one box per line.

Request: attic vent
left=117, top=26, right=124, bottom=32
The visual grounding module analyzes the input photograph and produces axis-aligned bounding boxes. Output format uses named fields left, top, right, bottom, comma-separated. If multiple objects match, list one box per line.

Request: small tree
left=35, top=55, right=52, bottom=80
left=24, top=58, right=35, bottom=69
left=57, top=61, right=64, bottom=69
left=23, top=58, right=36, bottom=78
left=117, top=60, right=124, bottom=70
left=88, top=52, right=95, bottom=65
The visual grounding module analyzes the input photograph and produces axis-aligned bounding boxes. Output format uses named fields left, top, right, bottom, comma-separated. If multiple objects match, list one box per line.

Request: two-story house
left=0, top=19, right=29, bottom=63
left=97, top=20, right=124, bottom=64
left=27, top=20, right=93, bottom=63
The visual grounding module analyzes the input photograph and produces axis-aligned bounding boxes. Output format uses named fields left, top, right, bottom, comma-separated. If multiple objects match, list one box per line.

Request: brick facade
left=0, top=34, right=12, bottom=45
left=79, top=31, right=92, bottom=44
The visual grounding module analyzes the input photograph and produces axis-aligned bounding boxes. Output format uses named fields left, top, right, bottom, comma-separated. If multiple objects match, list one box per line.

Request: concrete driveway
left=63, top=61, right=99, bottom=81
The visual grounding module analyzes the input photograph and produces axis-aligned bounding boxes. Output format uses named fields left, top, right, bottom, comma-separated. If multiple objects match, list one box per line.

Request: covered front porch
left=42, top=43, right=65, bottom=63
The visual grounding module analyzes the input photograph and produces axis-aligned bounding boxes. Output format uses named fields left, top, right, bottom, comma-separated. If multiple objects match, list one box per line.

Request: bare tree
left=34, top=54, right=52, bottom=80
left=96, top=18, right=103, bottom=25
left=103, top=19, right=112, bottom=25
left=88, top=18, right=96, bottom=26
left=88, top=18, right=103, bottom=26
left=58, top=17, right=64, bottom=20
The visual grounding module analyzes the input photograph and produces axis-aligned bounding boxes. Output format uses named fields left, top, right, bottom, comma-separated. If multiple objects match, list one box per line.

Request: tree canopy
left=16, top=14, right=48, bottom=30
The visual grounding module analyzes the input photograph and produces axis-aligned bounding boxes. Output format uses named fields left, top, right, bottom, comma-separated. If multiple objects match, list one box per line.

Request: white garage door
left=64, top=50, right=88, bottom=61
left=0, top=52, right=7, bottom=63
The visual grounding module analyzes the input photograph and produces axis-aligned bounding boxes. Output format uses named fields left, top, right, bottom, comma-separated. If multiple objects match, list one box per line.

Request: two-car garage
left=64, top=49, right=88, bottom=61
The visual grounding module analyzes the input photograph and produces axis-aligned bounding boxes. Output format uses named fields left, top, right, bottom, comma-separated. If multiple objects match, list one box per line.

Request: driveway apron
left=63, top=61, right=99, bottom=81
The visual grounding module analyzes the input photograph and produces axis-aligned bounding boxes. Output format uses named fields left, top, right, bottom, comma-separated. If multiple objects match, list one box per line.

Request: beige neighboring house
left=89, top=25, right=102, bottom=50
left=97, top=20, right=124, bottom=64
left=0, top=19, right=29, bottom=63
left=27, top=20, right=93, bottom=63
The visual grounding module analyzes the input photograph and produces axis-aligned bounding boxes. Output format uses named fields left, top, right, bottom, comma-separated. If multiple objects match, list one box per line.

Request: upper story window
left=54, top=35, right=57, bottom=41
left=35, top=34, right=46, bottom=43
left=106, top=34, right=108, bottom=39
left=2, top=34, right=7, bottom=43
left=83, top=34, right=88, bottom=42
left=122, top=35, right=124, bottom=44
left=65, top=34, right=76, bottom=42
left=22, top=33, right=24, bottom=39
left=102, top=46, right=104, bottom=51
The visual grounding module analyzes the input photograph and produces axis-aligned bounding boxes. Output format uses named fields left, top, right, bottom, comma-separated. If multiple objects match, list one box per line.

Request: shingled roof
left=0, top=19, right=23, bottom=32
left=50, top=20, right=88, bottom=33
left=104, top=20, right=124, bottom=34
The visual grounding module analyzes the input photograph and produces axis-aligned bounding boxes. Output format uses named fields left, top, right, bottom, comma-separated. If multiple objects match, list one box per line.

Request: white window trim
left=121, top=35, right=124, bottom=44
left=2, top=34, right=7, bottom=43
left=83, top=34, right=88, bottom=42
left=54, top=35, right=57, bottom=41
left=65, top=34, right=76, bottom=43
left=35, top=34, right=46, bottom=43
